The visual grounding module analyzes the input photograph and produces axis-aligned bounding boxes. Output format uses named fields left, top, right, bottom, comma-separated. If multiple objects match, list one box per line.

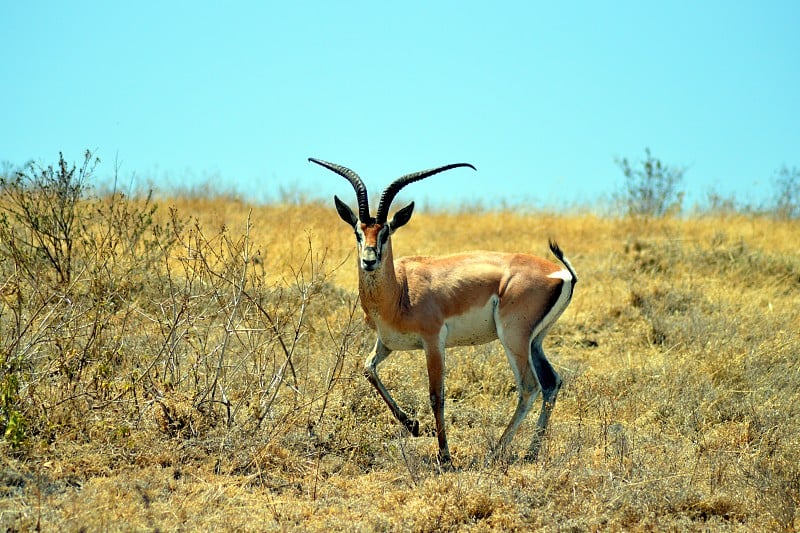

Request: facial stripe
left=356, top=223, right=392, bottom=271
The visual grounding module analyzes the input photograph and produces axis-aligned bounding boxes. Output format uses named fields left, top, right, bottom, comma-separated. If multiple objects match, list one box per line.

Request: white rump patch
left=547, top=268, right=572, bottom=281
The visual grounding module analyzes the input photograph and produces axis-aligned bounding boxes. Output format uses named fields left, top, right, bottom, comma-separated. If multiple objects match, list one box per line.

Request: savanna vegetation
left=1, top=152, right=798, bottom=531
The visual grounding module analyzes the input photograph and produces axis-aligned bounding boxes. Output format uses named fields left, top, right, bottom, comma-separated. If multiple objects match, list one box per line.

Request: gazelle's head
left=309, top=158, right=476, bottom=273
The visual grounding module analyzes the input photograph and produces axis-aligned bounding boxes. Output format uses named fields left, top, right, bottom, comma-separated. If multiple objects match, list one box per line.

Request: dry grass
left=1, top=197, right=799, bottom=531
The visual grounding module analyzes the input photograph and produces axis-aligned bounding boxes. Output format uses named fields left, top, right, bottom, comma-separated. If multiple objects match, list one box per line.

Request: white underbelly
left=375, top=296, right=499, bottom=351
left=443, top=296, right=498, bottom=347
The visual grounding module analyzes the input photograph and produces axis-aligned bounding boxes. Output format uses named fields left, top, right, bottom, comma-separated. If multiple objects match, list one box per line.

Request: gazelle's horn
left=309, top=158, right=371, bottom=222
left=375, top=163, right=476, bottom=224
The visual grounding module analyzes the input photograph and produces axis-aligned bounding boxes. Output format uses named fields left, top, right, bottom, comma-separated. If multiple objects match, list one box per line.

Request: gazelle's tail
left=549, top=240, right=578, bottom=285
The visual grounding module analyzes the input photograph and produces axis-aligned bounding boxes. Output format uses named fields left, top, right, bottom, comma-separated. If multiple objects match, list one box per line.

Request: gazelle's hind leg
left=493, top=274, right=568, bottom=461
left=494, top=330, right=540, bottom=460
left=364, top=338, right=420, bottom=436
left=526, top=338, right=562, bottom=460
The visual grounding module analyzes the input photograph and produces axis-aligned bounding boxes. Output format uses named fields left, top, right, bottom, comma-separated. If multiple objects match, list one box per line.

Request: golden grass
left=2, top=197, right=799, bottom=531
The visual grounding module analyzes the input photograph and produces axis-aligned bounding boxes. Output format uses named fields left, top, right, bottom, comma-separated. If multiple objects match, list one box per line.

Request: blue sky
left=2, top=1, right=798, bottom=211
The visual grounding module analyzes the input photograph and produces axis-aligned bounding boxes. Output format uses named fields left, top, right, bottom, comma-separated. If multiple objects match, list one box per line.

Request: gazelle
left=309, top=158, right=577, bottom=464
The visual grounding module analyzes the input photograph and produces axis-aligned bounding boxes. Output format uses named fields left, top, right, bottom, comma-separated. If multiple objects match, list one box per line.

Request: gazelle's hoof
left=524, top=446, right=541, bottom=462
left=403, top=418, right=420, bottom=437
left=437, top=453, right=454, bottom=471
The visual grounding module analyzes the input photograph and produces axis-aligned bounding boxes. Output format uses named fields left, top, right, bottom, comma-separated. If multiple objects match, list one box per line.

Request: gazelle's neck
left=358, top=243, right=402, bottom=320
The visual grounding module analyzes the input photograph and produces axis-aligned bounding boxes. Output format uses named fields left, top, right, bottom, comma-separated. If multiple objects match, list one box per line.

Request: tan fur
left=360, top=249, right=564, bottom=343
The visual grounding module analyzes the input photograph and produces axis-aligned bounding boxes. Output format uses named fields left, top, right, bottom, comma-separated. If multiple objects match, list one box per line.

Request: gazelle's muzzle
left=360, top=246, right=379, bottom=271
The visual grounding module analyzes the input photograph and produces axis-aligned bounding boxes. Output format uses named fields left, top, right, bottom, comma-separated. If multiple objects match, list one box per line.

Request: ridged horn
left=308, top=158, right=371, bottom=222
left=375, top=163, right=477, bottom=224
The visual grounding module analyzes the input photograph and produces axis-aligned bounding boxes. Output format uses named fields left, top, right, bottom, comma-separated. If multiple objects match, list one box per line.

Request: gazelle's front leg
left=424, top=334, right=451, bottom=464
left=364, top=338, right=420, bottom=436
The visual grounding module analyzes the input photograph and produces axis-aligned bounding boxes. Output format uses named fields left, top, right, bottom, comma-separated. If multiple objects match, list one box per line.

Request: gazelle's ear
left=334, top=196, right=359, bottom=227
left=388, top=201, right=414, bottom=233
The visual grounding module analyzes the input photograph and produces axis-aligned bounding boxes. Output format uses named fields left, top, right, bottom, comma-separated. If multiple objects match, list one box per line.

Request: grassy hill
left=1, top=191, right=798, bottom=530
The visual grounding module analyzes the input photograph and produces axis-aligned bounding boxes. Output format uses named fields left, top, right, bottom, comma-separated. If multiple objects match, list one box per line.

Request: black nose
left=361, top=257, right=377, bottom=270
